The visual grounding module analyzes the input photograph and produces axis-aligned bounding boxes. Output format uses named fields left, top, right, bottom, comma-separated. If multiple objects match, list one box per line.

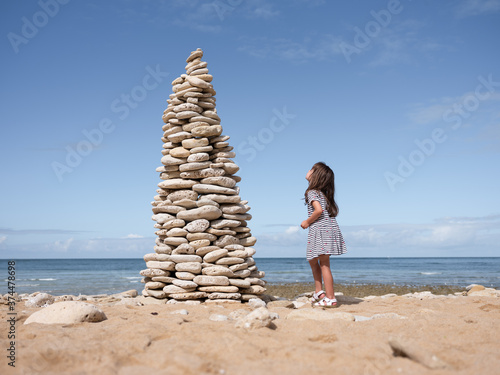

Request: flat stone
left=189, top=145, right=213, bottom=153
left=203, top=249, right=229, bottom=263
left=152, top=213, right=175, bottom=224
left=202, top=265, right=235, bottom=277
left=192, top=184, right=237, bottom=195
left=189, top=239, right=211, bottom=249
left=168, top=190, right=198, bottom=202
left=233, top=269, right=251, bottom=278
left=229, top=279, right=251, bottom=288
left=215, top=235, right=240, bottom=247
left=211, top=219, right=241, bottom=229
left=202, top=194, right=241, bottom=204
left=192, top=125, right=222, bottom=137
left=182, top=138, right=209, bottom=149
left=180, top=168, right=225, bottom=179
left=161, top=155, right=187, bottom=166
left=187, top=153, right=209, bottom=162
left=206, top=228, right=236, bottom=236
left=229, top=263, right=248, bottom=272
left=216, top=257, right=245, bottom=265
left=198, top=286, right=239, bottom=293
left=239, top=285, right=266, bottom=294
left=24, top=302, right=107, bottom=325
left=175, top=262, right=202, bottom=274
left=223, top=213, right=252, bottom=220
left=145, top=281, right=166, bottom=290
left=177, top=206, right=222, bottom=221
left=240, top=236, right=257, bottom=246
left=187, top=233, right=216, bottom=241
left=25, top=293, right=55, bottom=308
left=186, top=75, right=212, bottom=89
left=175, top=271, right=196, bottom=280
left=163, top=284, right=195, bottom=294
left=163, top=237, right=188, bottom=246
left=140, top=268, right=170, bottom=277
left=166, top=228, right=188, bottom=237
left=184, top=219, right=210, bottom=233
left=172, top=279, right=198, bottom=289
left=169, top=292, right=207, bottom=300
left=171, top=243, right=195, bottom=255
left=179, top=161, right=212, bottom=172
left=146, top=261, right=176, bottom=271
left=170, top=254, right=202, bottom=263
left=196, top=245, right=221, bottom=256
left=193, top=275, right=230, bottom=286
left=208, top=293, right=241, bottom=300
left=226, top=250, right=247, bottom=258
left=158, top=179, right=197, bottom=189
left=200, top=177, right=236, bottom=188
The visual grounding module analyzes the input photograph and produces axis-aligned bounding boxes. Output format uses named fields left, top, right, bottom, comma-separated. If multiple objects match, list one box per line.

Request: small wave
left=18, top=284, right=40, bottom=287
left=129, top=280, right=140, bottom=283
left=420, top=272, right=441, bottom=275
left=124, top=276, right=142, bottom=280
left=39, top=278, right=57, bottom=281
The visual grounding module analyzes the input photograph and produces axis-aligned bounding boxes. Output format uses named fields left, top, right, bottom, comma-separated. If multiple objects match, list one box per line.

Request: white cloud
left=123, top=234, right=144, bottom=239
left=237, top=34, right=344, bottom=63
left=255, top=215, right=500, bottom=255
left=0, top=236, right=6, bottom=244
left=47, top=238, right=74, bottom=252
left=455, top=0, right=500, bottom=18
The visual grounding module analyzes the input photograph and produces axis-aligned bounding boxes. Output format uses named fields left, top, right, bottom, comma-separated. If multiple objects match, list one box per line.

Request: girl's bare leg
left=318, top=254, right=335, bottom=299
left=308, top=258, right=324, bottom=297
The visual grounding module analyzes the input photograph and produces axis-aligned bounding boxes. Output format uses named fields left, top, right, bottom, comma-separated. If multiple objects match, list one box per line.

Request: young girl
left=301, top=162, right=347, bottom=307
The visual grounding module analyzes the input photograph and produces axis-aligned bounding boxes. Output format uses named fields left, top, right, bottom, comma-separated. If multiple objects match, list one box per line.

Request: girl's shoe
left=313, top=297, right=337, bottom=308
left=312, top=290, right=325, bottom=302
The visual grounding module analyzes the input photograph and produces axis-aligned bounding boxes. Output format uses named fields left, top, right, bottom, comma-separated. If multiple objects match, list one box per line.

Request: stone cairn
left=140, top=48, right=266, bottom=303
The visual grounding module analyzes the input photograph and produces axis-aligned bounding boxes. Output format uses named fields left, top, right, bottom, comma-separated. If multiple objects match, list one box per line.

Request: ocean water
left=2, top=257, right=499, bottom=296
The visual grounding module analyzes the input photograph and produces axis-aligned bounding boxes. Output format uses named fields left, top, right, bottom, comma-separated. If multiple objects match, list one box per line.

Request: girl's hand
left=301, top=220, right=309, bottom=229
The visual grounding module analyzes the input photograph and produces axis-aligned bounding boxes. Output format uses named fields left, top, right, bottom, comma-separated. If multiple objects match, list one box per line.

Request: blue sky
left=1, top=0, right=499, bottom=259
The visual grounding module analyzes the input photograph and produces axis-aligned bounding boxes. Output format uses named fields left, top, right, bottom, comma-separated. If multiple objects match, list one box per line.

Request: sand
left=1, top=287, right=499, bottom=375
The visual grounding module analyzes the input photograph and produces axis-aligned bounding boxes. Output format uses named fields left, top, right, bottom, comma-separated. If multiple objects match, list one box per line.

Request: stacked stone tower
left=140, top=48, right=266, bottom=303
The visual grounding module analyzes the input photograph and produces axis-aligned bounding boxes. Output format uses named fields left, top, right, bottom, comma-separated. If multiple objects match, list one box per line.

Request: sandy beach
left=1, top=284, right=499, bottom=375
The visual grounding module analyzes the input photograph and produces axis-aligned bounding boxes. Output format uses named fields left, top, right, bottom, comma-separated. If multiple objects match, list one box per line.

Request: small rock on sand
left=24, top=301, right=107, bottom=325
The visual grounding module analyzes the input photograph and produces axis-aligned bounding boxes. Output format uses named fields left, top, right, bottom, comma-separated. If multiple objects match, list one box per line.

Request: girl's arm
left=301, top=201, right=322, bottom=229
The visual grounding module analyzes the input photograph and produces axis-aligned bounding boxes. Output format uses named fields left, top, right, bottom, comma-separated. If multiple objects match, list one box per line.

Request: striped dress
left=306, top=190, right=347, bottom=260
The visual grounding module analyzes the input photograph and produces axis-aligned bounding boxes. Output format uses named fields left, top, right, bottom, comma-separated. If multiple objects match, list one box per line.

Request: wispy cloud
left=237, top=34, right=344, bottom=63
left=407, top=92, right=500, bottom=126
left=365, top=19, right=449, bottom=67
left=0, top=236, right=6, bottom=245
left=455, top=0, right=500, bottom=18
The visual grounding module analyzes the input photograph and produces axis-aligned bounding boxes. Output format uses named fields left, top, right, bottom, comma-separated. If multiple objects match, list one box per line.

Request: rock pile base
left=140, top=48, right=266, bottom=303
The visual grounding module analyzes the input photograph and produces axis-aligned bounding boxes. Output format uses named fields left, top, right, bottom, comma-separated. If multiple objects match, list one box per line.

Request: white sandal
left=313, top=297, right=337, bottom=308
left=312, top=290, right=325, bottom=302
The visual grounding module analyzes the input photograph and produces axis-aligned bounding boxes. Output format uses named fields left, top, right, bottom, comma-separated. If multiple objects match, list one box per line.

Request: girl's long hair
left=305, top=162, right=339, bottom=217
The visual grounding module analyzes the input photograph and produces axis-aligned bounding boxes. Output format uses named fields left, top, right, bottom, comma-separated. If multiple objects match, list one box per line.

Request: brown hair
left=304, top=162, right=339, bottom=217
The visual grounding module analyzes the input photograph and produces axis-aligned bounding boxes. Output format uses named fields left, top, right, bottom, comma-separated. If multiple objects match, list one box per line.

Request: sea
left=3, top=257, right=499, bottom=296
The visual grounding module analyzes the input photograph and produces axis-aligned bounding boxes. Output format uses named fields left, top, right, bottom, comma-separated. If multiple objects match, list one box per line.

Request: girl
left=301, top=162, right=347, bottom=307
